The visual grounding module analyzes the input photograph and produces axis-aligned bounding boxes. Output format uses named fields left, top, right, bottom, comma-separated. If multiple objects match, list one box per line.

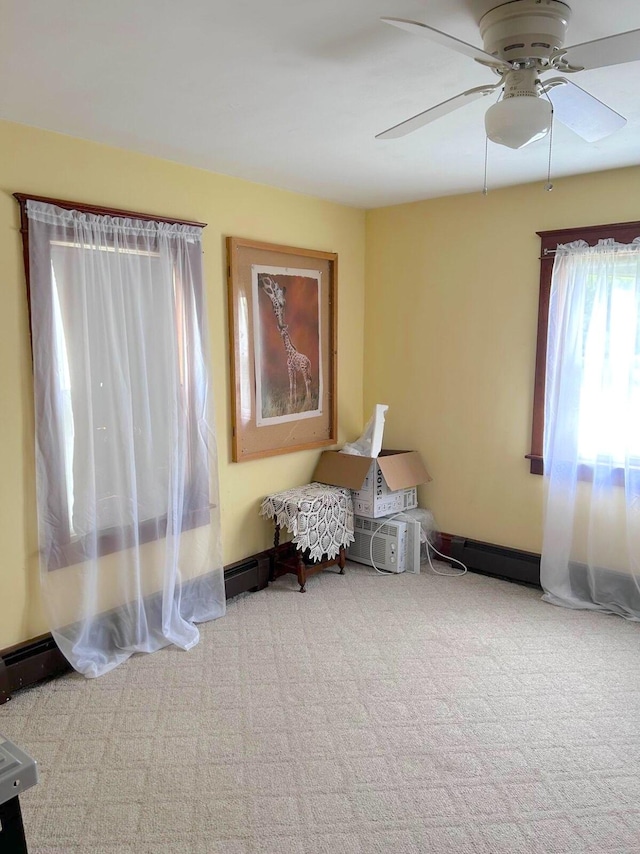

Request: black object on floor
left=0, top=737, right=38, bottom=853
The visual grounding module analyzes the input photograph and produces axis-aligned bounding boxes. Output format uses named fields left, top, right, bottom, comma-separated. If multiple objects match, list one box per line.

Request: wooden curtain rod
left=13, top=193, right=207, bottom=229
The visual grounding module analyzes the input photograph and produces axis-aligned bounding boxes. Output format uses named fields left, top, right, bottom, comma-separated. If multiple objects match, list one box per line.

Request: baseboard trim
left=1, top=536, right=544, bottom=702
left=446, top=534, right=541, bottom=587
left=0, top=551, right=271, bottom=704
left=568, top=561, right=640, bottom=612
left=437, top=532, right=453, bottom=558
left=224, top=551, right=271, bottom=599
left=0, top=633, right=70, bottom=705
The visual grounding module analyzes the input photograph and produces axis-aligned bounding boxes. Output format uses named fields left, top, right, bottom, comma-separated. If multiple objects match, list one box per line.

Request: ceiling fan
left=377, top=0, right=640, bottom=149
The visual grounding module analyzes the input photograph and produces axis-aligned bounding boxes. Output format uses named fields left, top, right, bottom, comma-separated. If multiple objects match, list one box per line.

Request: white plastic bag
left=397, top=508, right=438, bottom=561
left=341, top=404, right=388, bottom=458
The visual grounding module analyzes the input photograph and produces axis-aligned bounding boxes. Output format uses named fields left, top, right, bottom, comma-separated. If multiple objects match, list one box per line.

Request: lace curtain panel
left=541, top=237, right=640, bottom=619
left=26, top=200, right=225, bottom=677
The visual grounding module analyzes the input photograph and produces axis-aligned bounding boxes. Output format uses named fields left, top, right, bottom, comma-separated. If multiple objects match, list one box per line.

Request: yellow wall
left=365, top=165, right=640, bottom=554
left=0, top=120, right=366, bottom=649
left=4, top=116, right=639, bottom=649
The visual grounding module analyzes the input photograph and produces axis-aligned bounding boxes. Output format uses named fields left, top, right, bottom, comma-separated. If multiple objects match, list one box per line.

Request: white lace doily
left=261, top=482, right=355, bottom=562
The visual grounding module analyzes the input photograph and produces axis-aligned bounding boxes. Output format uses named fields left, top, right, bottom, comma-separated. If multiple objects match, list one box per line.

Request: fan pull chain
left=483, top=86, right=503, bottom=196
left=482, top=133, right=489, bottom=196
left=543, top=89, right=554, bottom=191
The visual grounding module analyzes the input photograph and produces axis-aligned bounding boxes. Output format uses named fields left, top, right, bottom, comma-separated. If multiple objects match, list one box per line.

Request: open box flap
left=377, top=450, right=432, bottom=490
left=313, top=451, right=373, bottom=489
left=313, top=449, right=431, bottom=491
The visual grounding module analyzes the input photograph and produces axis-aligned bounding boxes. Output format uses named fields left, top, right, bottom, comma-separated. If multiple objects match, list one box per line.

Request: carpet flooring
left=2, top=561, right=640, bottom=853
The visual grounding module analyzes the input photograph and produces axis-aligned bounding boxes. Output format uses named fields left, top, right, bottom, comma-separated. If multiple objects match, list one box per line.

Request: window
left=16, top=194, right=211, bottom=569
left=528, top=219, right=640, bottom=476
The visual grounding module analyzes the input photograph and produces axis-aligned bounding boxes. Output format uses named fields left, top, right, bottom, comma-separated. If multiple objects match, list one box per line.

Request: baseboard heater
left=0, top=552, right=270, bottom=704
left=0, top=634, right=70, bottom=705
left=568, top=561, right=640, bottom=612
left=450, top=536, right=541, bottom=587
left=223, top=551, right=270, bottom=599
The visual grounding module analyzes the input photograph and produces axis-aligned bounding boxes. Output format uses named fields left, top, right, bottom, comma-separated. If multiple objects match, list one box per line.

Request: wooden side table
left=261, top=483, right=354, bottom=592
left=270, top=528, right=346, bottom=592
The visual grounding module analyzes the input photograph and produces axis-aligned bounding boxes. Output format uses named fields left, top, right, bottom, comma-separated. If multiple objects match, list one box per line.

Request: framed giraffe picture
left=226, top=237, right=338, bottom=462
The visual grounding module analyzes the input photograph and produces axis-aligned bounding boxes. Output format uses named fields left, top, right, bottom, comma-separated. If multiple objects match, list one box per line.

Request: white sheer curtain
left=541, top=236, right=640, bottom=619
left=27, top=200, right=225, bottom=677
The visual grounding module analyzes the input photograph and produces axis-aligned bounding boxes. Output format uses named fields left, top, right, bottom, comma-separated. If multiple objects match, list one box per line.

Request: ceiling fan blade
left=544, top=77, right=627, bottom=142
left=561, top=28, right=640, bottom=70
left=381, top=17, right=510, bottom=69
left=376, top=85, right=499, bottom=140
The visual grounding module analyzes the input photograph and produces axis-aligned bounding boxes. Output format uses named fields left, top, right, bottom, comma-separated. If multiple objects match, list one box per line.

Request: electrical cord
left=425, top=540, right=467, bottom=577
left=367, top=512, right=467, bottom=577
left=368, top=514, right=402, bottom=575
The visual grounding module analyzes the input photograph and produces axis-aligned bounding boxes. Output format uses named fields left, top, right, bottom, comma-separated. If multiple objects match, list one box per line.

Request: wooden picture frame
left=227, top=237, right=338, bottom=462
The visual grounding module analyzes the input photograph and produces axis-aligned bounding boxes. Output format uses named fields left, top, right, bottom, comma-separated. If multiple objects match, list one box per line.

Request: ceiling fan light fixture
left=484, top=95, right=552, bottom=149
left=377, top=4, right=639, bottom=148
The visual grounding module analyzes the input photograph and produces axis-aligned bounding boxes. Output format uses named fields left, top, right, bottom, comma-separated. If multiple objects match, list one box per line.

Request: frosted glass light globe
left=485, top=96, right=552, bottom=149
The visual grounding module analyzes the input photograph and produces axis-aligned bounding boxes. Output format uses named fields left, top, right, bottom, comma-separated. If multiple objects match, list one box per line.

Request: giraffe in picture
left=259, top=274, right=312, bottom=408
left=279, top=322, right=312, bottom=405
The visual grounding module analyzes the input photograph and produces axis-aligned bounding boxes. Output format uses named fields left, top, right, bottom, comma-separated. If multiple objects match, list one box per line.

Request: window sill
left=526, top=454, right=631, bottom=486
left=525, top=454, right=543, bottom=475
left=47, top=505, right=214, bottom=571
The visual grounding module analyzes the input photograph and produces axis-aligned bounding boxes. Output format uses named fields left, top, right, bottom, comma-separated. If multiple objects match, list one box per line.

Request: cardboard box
left=313, top=449, right=431, bottom=519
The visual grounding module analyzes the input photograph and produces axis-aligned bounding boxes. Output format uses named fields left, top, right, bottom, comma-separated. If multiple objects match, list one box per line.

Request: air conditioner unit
left=347, top=513, right=421, bottom=574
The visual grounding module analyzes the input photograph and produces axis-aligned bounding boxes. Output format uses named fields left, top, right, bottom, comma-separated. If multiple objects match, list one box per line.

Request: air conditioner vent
left=372, top=536, right=387, bottom=563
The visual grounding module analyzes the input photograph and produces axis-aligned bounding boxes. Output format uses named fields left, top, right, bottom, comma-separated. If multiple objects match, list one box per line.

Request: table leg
left=0, top=796, right=29, bottom=853
left=297, top=553, right=307, bottom=593
left=268, top=524, right=281, bottom=583
left=338, top=546, right=346, bottom=573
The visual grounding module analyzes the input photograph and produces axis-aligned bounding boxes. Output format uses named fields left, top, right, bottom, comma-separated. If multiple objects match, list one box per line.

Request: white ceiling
left=2, top=0, right=640, bottom=208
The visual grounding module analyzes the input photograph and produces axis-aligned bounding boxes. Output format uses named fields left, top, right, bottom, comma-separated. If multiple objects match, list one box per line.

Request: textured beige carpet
left=3, top=561, right=640, bottom=854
